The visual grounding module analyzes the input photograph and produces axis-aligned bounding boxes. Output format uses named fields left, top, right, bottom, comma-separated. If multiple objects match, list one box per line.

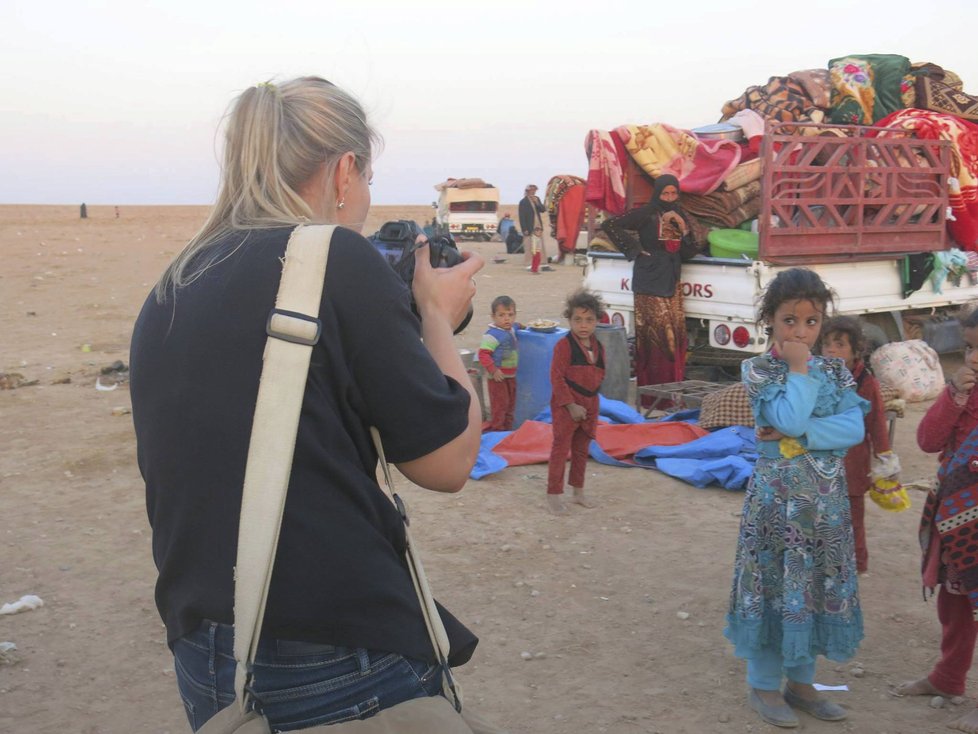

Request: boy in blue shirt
left=478, top=296, right=521, bottom=431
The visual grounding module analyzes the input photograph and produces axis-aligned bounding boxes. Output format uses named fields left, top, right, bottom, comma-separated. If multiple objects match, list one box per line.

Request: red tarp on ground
left=492, top=420, right=708, bottom=466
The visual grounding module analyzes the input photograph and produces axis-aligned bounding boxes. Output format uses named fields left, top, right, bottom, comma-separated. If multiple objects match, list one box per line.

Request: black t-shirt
left=130, top=226, right=477, bottom=666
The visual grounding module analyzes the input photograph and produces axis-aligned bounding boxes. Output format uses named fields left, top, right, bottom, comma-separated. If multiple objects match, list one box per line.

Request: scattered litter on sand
left=100, top=360, right=127, bottom=375
left=0, top=373, right=39, bottom=390
left=0, top=642, right=18, bottom=665
left=95, top=377, right=118, bottom=391
left=0, top=595, right=44, bottom=616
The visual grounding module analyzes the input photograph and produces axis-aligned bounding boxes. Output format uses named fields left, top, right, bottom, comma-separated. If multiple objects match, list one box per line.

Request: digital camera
left=368, top=220, right=473, bottom=334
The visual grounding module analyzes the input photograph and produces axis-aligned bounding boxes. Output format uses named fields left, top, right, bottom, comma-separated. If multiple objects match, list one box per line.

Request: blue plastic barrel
left=513, top=327, right=568, bottom=427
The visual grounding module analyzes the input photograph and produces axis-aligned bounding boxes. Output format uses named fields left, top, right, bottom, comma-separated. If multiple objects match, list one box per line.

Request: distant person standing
left=519, top=185, right=552, bottom=273
left=80, top=203, right=88, bottom=219
left=497, top=213, right=515, bottom=241
left=115, top=206, right=120, bottom=219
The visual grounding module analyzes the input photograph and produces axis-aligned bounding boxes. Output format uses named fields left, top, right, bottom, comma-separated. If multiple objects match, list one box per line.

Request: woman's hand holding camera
left=411, top=241, right=483, bottom=333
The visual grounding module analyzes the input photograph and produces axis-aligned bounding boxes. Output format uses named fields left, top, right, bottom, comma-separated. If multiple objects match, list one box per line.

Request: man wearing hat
left=518, top=184, right=551, bottom=273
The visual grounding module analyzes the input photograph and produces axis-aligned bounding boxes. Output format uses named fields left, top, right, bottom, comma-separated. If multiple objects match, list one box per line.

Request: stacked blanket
left=681, top=180, right=762, bottom=229
left=915, top=67, right=978, bottom=123
left=618, top=123, right=741, bottom=196
left=828, top=56, right=978, bottom=126
left=582, top=54, right=977, bottom=252
left=721, top=69, right=831, bottom=126
left=433, top=177, right=492, bottom=190
left=718, top=157, right=763, bottom=193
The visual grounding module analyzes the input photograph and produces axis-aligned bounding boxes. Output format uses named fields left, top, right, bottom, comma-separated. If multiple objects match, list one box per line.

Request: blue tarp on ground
left=633, top=426, right=757, bottom=490
left=471, top=397, right=756, bottom=490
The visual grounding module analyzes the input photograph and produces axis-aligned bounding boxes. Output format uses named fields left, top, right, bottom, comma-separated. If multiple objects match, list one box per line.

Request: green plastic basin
left=708, top=229, right=759, bottom=260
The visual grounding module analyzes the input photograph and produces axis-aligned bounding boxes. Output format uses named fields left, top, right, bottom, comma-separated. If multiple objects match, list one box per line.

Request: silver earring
left=337, top=200, right=345, bottom=210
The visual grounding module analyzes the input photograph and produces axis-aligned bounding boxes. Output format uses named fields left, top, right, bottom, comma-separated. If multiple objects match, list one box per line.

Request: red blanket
left=585, top=129, right=628, bottom=215
left=492, top=420, right=708, bottom=466
left=874, top=109, right=978, bottom=250
left=555, top=184, right=586, bottom=255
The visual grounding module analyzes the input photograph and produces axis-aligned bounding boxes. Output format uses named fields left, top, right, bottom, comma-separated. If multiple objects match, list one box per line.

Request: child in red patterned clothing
left=894, top=309, right=978, bottom=734
left=546, top=290, right=605, bottom=516
left=821, top=316, right=894, bottom=574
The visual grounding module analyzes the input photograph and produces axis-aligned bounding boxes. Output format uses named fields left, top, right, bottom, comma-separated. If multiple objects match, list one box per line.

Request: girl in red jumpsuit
left=547, top=290, right=606, bottom=516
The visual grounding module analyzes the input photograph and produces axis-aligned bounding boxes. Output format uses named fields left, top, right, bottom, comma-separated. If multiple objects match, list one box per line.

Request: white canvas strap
left=232, top=224, right=334, bottom=704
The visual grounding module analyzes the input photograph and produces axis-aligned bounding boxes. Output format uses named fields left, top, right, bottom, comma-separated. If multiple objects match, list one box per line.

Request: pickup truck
left=584, top=122, right=977, bottom=365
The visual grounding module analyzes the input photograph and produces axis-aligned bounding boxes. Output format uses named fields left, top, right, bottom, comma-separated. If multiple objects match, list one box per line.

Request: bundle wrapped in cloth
left=868, top=450, right=910, bottom=512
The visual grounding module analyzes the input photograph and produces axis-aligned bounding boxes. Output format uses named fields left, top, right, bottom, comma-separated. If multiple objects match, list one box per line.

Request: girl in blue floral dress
left=725, top=268, right=869, bottom=728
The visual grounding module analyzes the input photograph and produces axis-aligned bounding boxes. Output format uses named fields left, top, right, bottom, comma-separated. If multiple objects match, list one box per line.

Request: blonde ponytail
left=156, top=76, right=379, bottom=301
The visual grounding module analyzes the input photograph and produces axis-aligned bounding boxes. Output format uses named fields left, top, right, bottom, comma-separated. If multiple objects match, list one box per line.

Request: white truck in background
left=434, top=181, right=499, bottom=241
left=587, top=253, right=978, bottom=366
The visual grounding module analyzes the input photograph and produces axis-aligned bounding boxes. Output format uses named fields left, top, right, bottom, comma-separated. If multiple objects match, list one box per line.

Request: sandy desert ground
left=0, top=203, right=973, bottom=733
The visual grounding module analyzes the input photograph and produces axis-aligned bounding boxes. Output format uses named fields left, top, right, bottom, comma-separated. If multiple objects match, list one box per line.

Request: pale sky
left=3, top=0, right=976, bottom=206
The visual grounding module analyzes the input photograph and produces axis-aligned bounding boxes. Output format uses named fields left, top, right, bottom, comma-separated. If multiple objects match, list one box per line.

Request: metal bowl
left=691, top=123, right=744, bottom=142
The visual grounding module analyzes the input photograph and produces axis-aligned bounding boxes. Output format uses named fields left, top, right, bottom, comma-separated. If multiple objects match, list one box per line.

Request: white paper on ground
left=813, top=683, right=849, bottom=692
left=0, top=595, right=44, bottom=615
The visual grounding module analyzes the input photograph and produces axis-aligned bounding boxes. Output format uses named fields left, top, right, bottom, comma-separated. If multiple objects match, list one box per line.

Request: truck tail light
left=599, top=312, right=610, bottom=325
left=732, top=326, right=751, bottom=348
left=713, top=324, right=731, bottom=346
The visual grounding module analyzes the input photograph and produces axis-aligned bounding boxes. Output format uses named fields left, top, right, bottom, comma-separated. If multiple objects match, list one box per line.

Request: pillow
left=699, top=382, right=754, bottom=428
left=870, top=339, right=945, bottom=403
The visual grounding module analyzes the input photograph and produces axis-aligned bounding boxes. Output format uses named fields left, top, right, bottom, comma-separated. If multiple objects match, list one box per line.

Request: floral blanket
left=828, top=53, right=912, bottom=125
left=617, top=123, right=741, bottom=197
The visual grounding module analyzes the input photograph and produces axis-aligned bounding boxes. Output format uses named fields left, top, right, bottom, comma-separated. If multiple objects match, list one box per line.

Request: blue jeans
left=173, top=620, right=444, bottom=731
